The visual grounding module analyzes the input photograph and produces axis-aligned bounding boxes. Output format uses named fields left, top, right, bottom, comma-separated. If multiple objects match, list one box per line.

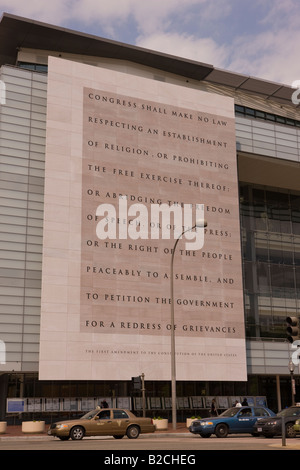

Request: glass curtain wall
left=0, top=66, right=47, bottom=369
left=240, top=183, right=300, bottom=339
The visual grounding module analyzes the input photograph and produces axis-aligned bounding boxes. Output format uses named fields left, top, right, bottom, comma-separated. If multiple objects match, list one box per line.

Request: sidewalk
left=0, top=422, right=190, bottom=439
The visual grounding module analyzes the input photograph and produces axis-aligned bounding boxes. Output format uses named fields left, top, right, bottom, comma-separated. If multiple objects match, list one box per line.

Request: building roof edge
left=0, top=12, right=297, bottom=106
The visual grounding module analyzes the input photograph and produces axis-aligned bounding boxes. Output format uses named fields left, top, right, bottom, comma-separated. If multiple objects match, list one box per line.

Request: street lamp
left=170, top=219, right=207, bottom=430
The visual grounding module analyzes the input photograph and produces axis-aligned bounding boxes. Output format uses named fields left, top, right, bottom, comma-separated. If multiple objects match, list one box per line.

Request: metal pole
left=170, top=237, right=180, bottom=430
left=276, top=375, right=282, bottom=411
left=291, top=370, right=295, bottom=406
left=170, top=220, right=207, bottom=430
left=289, top=360, right=295, bottom=406
left=282, top=416, right=286, bottom=447
left=141, top=373, right=146, bottom=417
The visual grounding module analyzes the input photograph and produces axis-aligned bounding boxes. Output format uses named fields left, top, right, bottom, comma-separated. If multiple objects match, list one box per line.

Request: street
left=0, top=434, right=299, bottom=451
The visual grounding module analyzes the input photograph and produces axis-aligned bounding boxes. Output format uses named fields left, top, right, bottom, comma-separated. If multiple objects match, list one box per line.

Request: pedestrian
left=210, top=398, right=218, bottom=416
left=235, top=400, right=242, bottom=407
left=242, top=397, right=248, bottom=406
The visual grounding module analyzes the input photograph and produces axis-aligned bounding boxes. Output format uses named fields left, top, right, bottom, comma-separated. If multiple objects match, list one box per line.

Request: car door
left=111, top=409, right=131, bottom=435
left=234, top=407, right=256, bottom=433
left=88, top=409, right=114, bottom=436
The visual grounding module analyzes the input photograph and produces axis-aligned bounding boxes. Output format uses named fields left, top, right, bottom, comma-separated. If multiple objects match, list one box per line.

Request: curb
left=0, top=432, right=191, bottom=441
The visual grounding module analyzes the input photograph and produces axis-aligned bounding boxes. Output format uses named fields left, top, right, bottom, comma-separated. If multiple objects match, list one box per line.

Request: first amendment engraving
left=40, top=57, right=247, bottom=381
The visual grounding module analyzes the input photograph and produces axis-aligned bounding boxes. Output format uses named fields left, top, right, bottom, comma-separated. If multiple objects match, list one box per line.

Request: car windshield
left=277, top=407, right=300, bottom=418
left=219, top=407, right=240, bottom=417
left=80, top=409, right=100, bottom=420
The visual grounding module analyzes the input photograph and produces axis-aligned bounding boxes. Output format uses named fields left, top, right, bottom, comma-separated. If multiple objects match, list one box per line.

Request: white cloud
left=0, top=0, right=203, bottom=34
left=227, top=0, right=300, bottom=84
left=0, top=0, right=299, bottom=85
left=0, top=0, right=71, bottom=24
left=0, top=0, right=207, bottom=39
left=259, top=0, right=300, bottom=29
left=137, top=32, right=228, bottom=68
left=227, top=28, right=300, bottom=85
left=68, top=0, right=206, bottom=38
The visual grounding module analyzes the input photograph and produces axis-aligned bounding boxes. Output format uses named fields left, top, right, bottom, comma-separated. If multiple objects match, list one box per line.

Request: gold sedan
left=48, top=408, right=156, bottom=440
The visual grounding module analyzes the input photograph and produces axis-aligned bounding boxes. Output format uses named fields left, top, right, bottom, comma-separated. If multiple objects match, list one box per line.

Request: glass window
left=255, top=110, right=266, bottom=119
left=238, top=407, right=252, bottom=416
left=270, top=265, right=285, bottom=288
left=240, top=183, right=300, bottom=339
left=234, top=104, right=300, bottom=127
left=282, top=235, right=294, bottom=264
left=275, top=116, right=285, bottom=124
left=282, top=265, right=296, bottom=291
left=266, top=113, right=275, bottom=121
left=98, top=410, right=111, bottom=420
left=291, top=194, right=300, bottom=235
left=255, top=232, right=269, bottom=262
left=235, top=105, right=245, bottom=115
left=257, top=262, right=270, bottom=293
left=254, top=407, right=270, bottom=417
left=113, top=410, right=129, bottom=419
left=252, top=188, right=267, bottom=230
left=243, top=261, right=254, bottom=292
left=296, top=267, right=300, bottom=289
left=245, top=107, right=255, bottom=116
left=17, top=62, right=48, bottom=73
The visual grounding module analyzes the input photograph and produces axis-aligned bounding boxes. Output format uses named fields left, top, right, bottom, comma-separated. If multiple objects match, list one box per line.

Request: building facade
left=0, top=13, right=299, bottom=421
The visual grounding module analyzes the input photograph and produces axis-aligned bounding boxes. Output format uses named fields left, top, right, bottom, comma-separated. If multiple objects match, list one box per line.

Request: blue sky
left=0, top=0, right=299, bottom=85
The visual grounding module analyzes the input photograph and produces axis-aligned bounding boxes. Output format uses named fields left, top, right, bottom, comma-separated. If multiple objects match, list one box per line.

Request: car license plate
left=257, top=427, right=262, bottom=432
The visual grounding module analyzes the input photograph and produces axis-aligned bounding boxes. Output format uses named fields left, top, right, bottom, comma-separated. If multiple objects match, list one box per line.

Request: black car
left=253, top=405, right=300, bottom=438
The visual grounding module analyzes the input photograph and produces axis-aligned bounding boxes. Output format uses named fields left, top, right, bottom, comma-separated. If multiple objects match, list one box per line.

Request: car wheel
left=126, top=425, right=140, bottom=439
left=70, top=426, right=85, bottom=440
left=215, top=423, right=228, bottom=438
left=286, top=423, right=296, bottom=438
left=113, top=435, right=124, bottom=439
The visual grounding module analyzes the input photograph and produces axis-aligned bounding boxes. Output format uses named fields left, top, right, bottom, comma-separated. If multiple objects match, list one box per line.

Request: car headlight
left=201, top=421, right=213, bottom=426
left=56, top=424, right=70, bottom=429
left=295, top=420, right=300, bottom=425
